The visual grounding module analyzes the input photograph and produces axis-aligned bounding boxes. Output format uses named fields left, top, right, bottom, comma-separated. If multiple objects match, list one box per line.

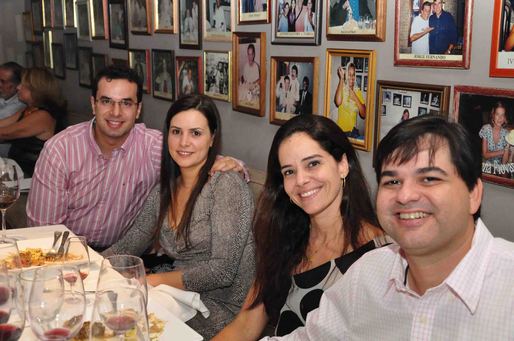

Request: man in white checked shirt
left=263, top=116, right=514, bottom=340
left=27, top=65, right=244, bottom=250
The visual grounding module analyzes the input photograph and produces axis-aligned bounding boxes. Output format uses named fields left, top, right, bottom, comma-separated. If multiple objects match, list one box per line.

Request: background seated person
left=213, top=115, right=386, bottom=340
left=0, top=67, right=66, bottom=176
left=102, top=95, right=255, bottom=340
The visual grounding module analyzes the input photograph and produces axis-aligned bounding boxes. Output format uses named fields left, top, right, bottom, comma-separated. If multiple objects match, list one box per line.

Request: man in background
left=295, top=76, right=312, bottom=115
left=429, top=0, right=457, bottom=54
left=409, top=1, right=434, bottom=54
left=0, top=62, right=25, bottom=156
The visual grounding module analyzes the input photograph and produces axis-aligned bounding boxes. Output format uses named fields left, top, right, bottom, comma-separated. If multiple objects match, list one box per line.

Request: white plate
left=147, top=299, right=203, bottom=341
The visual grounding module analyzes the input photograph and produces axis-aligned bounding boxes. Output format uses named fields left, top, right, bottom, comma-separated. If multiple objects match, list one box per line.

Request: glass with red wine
left=0, top=264, right=25, bottom=341
left=63, top=236, right=90, bottom=285
left=28, top=266, right=85, bottom=341
left=0, top=160, right=20, bottom=240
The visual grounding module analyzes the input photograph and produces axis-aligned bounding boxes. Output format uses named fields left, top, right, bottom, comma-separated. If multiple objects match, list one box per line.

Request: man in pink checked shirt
left=26, top=65, right=245, bottom=251
left=263, top=116, right=514, bottom=340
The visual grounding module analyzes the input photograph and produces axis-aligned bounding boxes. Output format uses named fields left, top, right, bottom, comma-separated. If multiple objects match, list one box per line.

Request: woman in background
left=104, top=95, right=255, bottom=339
left=0, top=67, right=66, bottom=176
left=479, top=101, right=510, bottom=164
left=214, top=114, right=387, bottom=340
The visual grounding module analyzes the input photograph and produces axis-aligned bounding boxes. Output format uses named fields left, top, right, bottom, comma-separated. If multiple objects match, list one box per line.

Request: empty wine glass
left=0, top=264, right=25, bottom=341
left=28, top=266, right=85, bottom=341
left=0, top=240, right=21, bottom=271
left=98, top=255, right=147, bottom=303
left=0, top=161, right=20, bottom=240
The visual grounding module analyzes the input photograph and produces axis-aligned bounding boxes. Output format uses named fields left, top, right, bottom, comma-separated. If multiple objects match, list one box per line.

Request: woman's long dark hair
left=250, top=115, right=379, bottom=322
left=157, top=95, right=221, bottom=248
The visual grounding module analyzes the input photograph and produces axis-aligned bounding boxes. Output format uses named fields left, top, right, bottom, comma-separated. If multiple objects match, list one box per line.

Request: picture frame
left=324, top=48, right=375, bottom=151
left=153, top=0, right=177, bottom=33
left=78, top=47, right=93, bottom=87
left=64, top=0, right=75, bottom=27
left=374, top=80, right=450, bottom=155
left=394, top=0, right=473, bottom=69
left=232, top=32, right=266, bottom=117
left=490, top=0, right=514, bottom=77
left=52, top=43, right=65, bottom=79
left=76, top=0, right=92, bottom=40
left=31, top=0, right=44, bottom=35
left=129, top=49, right=151, bottom=93
left=33, top=42, right=45, bottom=68
left=152, top=49, right=175, bottom=101
left=179, top=0, right=202, bottom=49
left=91, top=0, right=109, bottom=39
left=238, top=0, right=269, bottom=24
left=43, top=0, right=53, bottom=28
left=453, top=85, right=514, bottom=188
left=271, top=0, right=322, bottom=45
left=270, top=56, right=319, bottom=125
left=203, top=50, right=231, bottom=102
left=326, top=0, right=386, bottom=41
left=53, top=0, right=64, bottom=28
left=63, top=32, right=78, bottom=69
left=108, top=0, right=128, bottom=49
left=176, top=56, right=203, bottom=98
left=128, top=0, right=151, bottom=34
left=43, top=30, right=53, bottom=69
left=111, top=58, right=129, bottom=67
left=92, top=53, right=108, bottom=79
left=203, top=0, right=234, bottom=41
left=23, top=12, right=36, bottom=42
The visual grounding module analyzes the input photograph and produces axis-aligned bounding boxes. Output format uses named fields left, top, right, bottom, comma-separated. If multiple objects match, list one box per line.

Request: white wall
left=0, top=0, right=28, bottom=65
left=4, top=0, right=513, bottom=240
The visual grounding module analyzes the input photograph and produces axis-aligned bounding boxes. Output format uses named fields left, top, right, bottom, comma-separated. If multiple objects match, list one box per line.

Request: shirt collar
left=0, top=93, right=20, bottom=105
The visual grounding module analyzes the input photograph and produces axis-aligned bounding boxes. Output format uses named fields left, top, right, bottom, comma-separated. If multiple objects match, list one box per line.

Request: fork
left=46, top=231, right=63, bottom=258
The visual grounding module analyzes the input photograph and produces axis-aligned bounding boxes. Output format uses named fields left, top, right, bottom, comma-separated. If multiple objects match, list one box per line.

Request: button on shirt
left=27, top=119, right=162, bottom=248
left=263, top=219, right=514, bottom=340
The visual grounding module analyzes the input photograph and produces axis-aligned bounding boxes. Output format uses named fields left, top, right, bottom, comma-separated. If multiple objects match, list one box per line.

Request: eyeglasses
left=95, top=97, right=139, bottom=111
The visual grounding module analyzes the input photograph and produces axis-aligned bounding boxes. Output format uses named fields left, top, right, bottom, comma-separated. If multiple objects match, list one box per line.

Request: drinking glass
left=63, top=236, right=90, bottom=283
left=0, top=161, right=19, bottom=240
left=0, top=264, right=25, bottom=341
left=0, top=240, right=21, bottom=271
left=28, top=266, right=85, bottom=341
left=98, top=255, right=147, bottom=303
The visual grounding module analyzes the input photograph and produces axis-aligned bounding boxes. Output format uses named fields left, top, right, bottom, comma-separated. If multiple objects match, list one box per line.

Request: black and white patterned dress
left=275, top=236, right=392, bottom=336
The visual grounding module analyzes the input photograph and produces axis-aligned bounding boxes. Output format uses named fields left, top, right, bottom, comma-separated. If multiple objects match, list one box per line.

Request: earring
left=341, top=176, right=346, bottom=189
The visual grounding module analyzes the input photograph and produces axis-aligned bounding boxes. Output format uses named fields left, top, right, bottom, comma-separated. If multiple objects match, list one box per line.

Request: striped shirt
left=27, top=119, right=162, bottom=248
left=263, top=219, right=514, bottom=340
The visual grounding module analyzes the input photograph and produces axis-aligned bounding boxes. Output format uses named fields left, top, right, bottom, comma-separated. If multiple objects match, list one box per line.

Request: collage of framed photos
left=22, top=0, right=514, bottom=188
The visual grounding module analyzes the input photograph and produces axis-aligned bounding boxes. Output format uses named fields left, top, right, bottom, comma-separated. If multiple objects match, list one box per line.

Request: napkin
left=148, top=284, right=210, bottom=322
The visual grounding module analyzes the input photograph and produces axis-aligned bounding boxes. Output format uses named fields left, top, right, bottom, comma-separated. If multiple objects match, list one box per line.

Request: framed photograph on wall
left=31, top=0, right=43, bottom=35
left=43, top=0, right=52, bottom=28
left=53, top=0, right=64, bottom=28
left=52, top=43, right=65, bottom=79
left=128, top=0, right=151, bottom=34
left=203, top=50, right=231, bottom=102
left=394, top=0, right=473, bottom=69
left=108, top=0, right=128, bottom=49
left=33, top=42, right=45, bottom=68
left=324, top=49, right=375, bottom=151
left=154, top=0, right=177, bottom=33
left=63, top=32, right=78, bottom=69
left=111, top=58, right=129, bottom=67
left=64, top=0, right=75, bottom=27
left=43, top=30, right=53, bottom=69
left=238, top=0, right=269, bottom=24
left=232, top=32, right=266, bottom=117
left=270, top=56, right=319, bottom=125
left=92, top=53, right=108, bottom=78
left=271, top=0, right=322, bottom=45
left=23, top=12, right=36, bottom=42
left=490, top=0, right=514, bottom=77
left=78, top=47, right=93, bottom=87
left=91, top=0, right=109, bottom=39
left=203, top=0, right=234, bottom=41
left=453, top=86, right=514, bottom=187
left=129, top=49, right=151, bottom=93
left=374, top=80, right=450, bottom=154
left=326, top=0, right=386, bottom=41
left=176, top=56, right=202, bottom=98
left=179, top=0, right=202, bottom=49
left=152, top=49, right=175, bottom=101
left=76, top=0, right=92, bottom=40
left=26, top=51, right=35, bottom=68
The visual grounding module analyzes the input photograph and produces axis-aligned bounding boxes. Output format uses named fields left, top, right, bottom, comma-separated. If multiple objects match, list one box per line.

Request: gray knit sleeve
left=102, top=186, right=160, bottom=257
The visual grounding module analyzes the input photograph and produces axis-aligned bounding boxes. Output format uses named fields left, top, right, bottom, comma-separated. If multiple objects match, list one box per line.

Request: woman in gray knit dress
left=103, top=95, right=255, bottom=339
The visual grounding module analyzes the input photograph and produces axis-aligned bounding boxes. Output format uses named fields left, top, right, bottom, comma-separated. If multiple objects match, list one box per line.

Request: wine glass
left=0, top=264, right=25, bottom=341
left=0, top=160, right=19, bottom=240
left=63, top=236, right=90, bottom=284
left=28, top=266, right=85, bottom=341
left=98, top=255, right=147, bottom=303
left=0, top=239, right=21, bottom=271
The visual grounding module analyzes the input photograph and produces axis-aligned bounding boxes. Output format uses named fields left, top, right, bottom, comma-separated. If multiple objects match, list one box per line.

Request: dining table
left=5, top=224, right=204, bottom=341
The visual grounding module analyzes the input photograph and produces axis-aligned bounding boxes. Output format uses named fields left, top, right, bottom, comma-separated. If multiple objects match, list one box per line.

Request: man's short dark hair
left=92, top=65, right=143, bottom=103
left=302, top=76, right=309, bottom=85
left=374, top=115, right=481, bottom=192
left=247, top=43, right=255, bottom=54
left=292, top=65, right=298, bottom=74
left=0, top=62, right=23, bottom=85
left=422, top=1, right=432, bottom=9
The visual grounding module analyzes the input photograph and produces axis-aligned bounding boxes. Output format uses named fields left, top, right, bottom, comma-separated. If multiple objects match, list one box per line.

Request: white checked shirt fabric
left=262, top=219, right=514, bottom=340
